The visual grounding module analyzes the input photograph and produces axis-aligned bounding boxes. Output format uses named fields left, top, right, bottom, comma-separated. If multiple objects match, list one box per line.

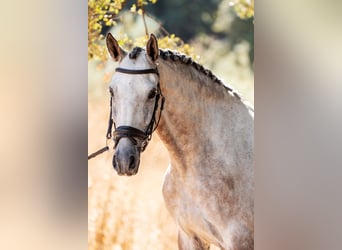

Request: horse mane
left=128, top=46, right=254, bottom=112
left=129, top=47, right=143, bottom=59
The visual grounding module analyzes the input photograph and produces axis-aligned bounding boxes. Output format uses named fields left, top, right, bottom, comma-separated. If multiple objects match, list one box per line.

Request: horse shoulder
left=162, top=164, right=179, bottom=218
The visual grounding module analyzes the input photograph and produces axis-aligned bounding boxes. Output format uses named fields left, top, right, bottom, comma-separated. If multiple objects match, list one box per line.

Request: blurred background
left=88, top=0, right=254, bottom=249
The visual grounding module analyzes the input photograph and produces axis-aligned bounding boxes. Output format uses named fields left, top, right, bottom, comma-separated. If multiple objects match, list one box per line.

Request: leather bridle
left=106, top=66, right=165, bottom=152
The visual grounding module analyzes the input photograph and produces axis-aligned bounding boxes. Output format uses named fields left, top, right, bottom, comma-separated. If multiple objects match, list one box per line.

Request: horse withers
left=105, top=33, right=254, bottom=250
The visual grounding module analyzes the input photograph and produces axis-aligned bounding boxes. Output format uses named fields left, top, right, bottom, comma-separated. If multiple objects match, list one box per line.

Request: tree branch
left=141, top=8, right=149, bottom=36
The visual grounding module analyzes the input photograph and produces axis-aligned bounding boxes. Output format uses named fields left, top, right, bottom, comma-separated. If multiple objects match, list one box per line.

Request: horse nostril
left=128, top=155, right=136, bottom=170
left=113, top=155, right=118, bottom=170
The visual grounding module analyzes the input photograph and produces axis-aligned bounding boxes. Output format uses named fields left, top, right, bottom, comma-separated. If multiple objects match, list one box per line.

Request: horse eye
left=148, top=88, right=157, bottom=99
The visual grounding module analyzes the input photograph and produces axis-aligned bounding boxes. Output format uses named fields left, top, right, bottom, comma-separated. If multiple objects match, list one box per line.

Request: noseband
left=106, top=67, right=165, bottom=152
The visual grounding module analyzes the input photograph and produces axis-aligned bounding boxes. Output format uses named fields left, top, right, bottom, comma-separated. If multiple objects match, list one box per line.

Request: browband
left=115, top=67, right=159, bottom=75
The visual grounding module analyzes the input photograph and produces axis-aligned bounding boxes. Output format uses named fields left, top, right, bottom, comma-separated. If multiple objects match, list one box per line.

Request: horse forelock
left=120, top=47, right=153, bottom=71
left=129, top=47, right=143, bottom=59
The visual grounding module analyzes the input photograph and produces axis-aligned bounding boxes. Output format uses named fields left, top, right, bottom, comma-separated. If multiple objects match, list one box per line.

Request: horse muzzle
left=112, top=138, right=141, bottom=176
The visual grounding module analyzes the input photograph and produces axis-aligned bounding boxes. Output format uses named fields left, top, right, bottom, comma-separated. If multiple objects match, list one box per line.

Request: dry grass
left=88, top=98, right=177, bottom=250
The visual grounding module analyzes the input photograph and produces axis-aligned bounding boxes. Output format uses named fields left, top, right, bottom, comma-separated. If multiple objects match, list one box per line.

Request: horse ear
left=146, top=34, right=159, bottom=61
left=106, top=33, right=126, bottom=61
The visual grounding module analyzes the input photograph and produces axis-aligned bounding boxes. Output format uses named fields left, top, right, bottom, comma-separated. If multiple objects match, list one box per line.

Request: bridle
left=88, top=66, right=164, bottom=160
left=106, top=66, right=165, bottom=153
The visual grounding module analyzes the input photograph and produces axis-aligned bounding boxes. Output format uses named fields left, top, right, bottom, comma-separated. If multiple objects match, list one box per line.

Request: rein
left=88, top=66, right=165, bottom=160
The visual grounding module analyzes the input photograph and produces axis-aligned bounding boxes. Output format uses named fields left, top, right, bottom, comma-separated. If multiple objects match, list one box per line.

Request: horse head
left=106, top=33, right=162, bottom=176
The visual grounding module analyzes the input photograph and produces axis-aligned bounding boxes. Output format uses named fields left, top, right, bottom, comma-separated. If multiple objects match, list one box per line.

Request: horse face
left=106, top=33, right=160, bottom=176
left=109, top=72, right=158, bottom=175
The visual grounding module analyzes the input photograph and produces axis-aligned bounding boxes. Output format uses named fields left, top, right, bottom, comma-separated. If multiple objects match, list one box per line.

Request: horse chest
left=162, top=166, right=222, bottom=243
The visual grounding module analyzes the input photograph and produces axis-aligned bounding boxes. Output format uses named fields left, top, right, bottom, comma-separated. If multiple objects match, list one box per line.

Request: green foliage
left=147, top=0, right=254, bottom=64
left=230, top=0, right=254, bottom=19
left=146, top=0, right=221, bottom=41
left=213, top=0, right=254, bottom=63
left=131, top=0, right=158, bottom=15
left=88, top=0, right=254, bottom=66
left=88, top=0, right=195, bottom=61
left=88, top=0, right=125, bottom=60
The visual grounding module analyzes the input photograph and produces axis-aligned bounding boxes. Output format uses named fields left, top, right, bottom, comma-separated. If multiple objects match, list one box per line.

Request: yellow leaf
left=130, top=4, right=136, bottom=12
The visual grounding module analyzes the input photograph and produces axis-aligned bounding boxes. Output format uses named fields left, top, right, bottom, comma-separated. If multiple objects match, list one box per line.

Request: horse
left=105, top=33, right=254, bottom=250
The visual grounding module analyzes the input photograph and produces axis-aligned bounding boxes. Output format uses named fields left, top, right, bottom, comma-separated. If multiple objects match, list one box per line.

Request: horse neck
left=156, top=57, right=253, bottom=173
